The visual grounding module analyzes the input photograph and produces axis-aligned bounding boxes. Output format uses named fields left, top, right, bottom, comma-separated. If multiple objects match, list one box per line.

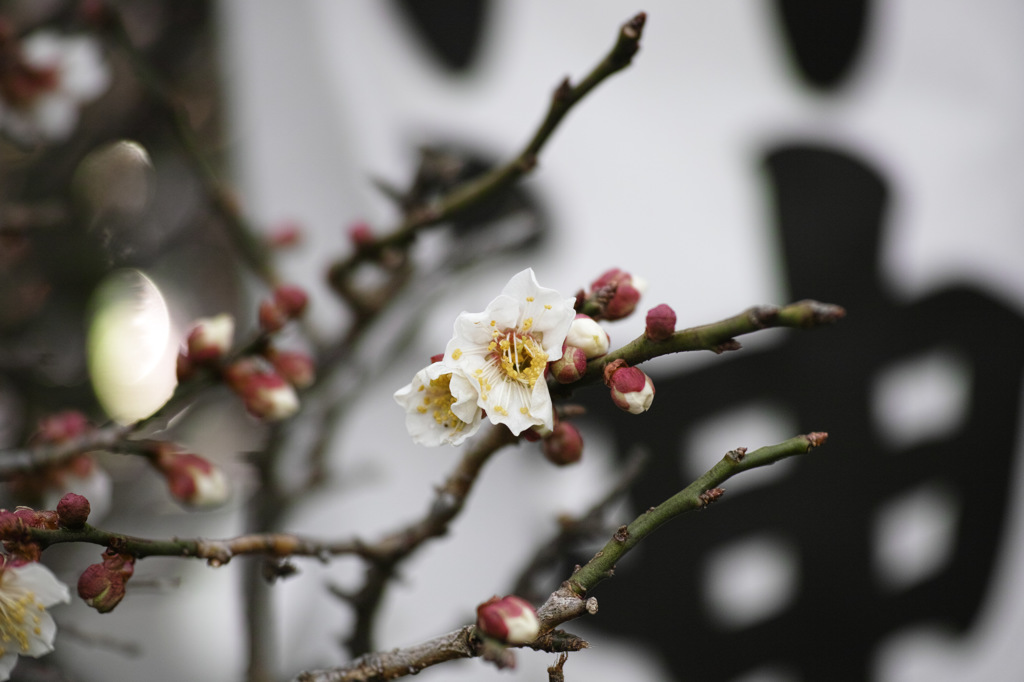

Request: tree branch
left=554, top=299, right=846, bottom=393
left=327, top=12, right=647, bottom=291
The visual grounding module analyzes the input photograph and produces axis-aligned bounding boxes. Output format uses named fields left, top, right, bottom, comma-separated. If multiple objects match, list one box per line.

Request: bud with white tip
left=476, top=595, right=540, bottom=644
left=566, top=314, right=610, bottom=359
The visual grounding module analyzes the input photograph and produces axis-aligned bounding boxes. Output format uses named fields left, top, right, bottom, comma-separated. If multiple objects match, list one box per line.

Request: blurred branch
left=326, top=12, right=647, bottom=291
left=98, top=2, right=277, bottom=285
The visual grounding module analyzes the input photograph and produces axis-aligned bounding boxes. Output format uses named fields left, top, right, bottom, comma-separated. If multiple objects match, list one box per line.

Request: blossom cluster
left=395, top=269, right=576, bottom=446
left=395, top=269, right=671, bottom=450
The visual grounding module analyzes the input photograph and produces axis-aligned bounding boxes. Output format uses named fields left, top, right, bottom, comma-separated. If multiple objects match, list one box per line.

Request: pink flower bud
left=258, top=299, right=289, bottom=333
left=11, top=508, right=59, bottom=530
left=588, top=269, right=644, bottom=321
left=348, top=221, right=374, bottom=248
left=566, top=314, right=610, bottom=359
left=266, top=349, right=315, bottom=389
left=550, top=344, right=588, bottom=384
left=78, top=549, right=135, bottom=613
left=186, top=313, right=235, bottom=363
left=273, top=284, right=309, bottom=319
left=476, top=595, right=540, bottom=644
left=645, top=304, right=677, bottom=342
left=542, top=422, right=583, bottom=466
left=226, top=359, right=300, bottom=421
left=56, top=493, right=90, bottom=529
left=154, top=452, right=229, bottom=508
left=606, top=365, right=656, bottom=414
left=33, top=411, right=90, bottom=444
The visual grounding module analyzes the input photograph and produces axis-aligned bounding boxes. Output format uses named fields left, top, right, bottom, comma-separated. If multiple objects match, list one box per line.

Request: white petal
left=9, top=563, right=70, bottom=608
left=0, top=652, right=19, bottom=681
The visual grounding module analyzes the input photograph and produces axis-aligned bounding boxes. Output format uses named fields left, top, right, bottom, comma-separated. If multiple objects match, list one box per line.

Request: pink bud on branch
left=476, top=595, right=540, bottom=644
left=587, top=268, right=644, bottom=321
left=151, top=450, right=229, bottom=508
left=604, top=359, right=655, bottom=414
left=542, top=421, right=584, bottom=466
left=644, top=303, right=676, bottom=342
left=56, top=493, right=90, bottom=529
left=550, top=344, right=588, bottom=384
left=78, top=549, right=135, bottom=613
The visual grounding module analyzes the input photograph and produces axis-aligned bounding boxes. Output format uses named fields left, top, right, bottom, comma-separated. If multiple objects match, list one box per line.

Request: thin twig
left=326, top=12, right=647, bottom=292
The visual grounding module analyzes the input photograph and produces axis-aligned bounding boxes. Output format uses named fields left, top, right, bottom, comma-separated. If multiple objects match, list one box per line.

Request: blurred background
left=2, top=1, right=1024, bottom=681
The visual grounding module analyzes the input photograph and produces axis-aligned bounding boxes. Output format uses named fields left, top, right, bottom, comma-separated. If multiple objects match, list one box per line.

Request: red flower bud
left=476, top=595, right=540, bottom=644
left=33, top=411, right=90, bottom=444
left=56, top=493, right=90, bottom=529
left=273, top=284, right=309, bottom=318
left=645, top=304, right=677, bottom=342
left=607, top=365, right=656, bottom=414
left=152, top=452, right=229, bottom=508
left=348, top=221, right=374, bottom=248
left=550, top=345, right=588, bottom=384
left=266, top=348, right=315, bottom=389
left=542, top=422, right=583, bottom=466
left=225, top=359, right=300, bottom=421
left=78, top=549, right=135, bottom=613
left=588, top=269, right=645, bottom=321
left=258, top=299, right=289, bottom=333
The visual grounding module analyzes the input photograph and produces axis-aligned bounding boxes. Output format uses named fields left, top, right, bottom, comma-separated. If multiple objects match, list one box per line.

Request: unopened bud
left=566, top=314, right=610, bottom=359
left=226, top=359, right=300, bottom=421
left=154, top=452, right=229, bottom=508
left=186, top=313, right=234, bottom=363
left=589, top=269, right=643, bottom=321
left=78, top=549, right=135, bottom=613
left=550, top=344, right=588, bottom=384
left=266, top=348, right=315, bottom=389
left=542, top=422, right=584, bottom=466
left=476, top=595, right=540, bottom=644
left=258, top=299, right=289, bottom=333
left=644, top=304, right=676, bottom=342
left=34, top=411, right=90, bottom=444
left=348, top=221, right=374, bottom=248
left=606, top=364, right=655, bottom=414
left=273, top=285, right=309, bottom=318
left=56, top=493, right=90, bottom=529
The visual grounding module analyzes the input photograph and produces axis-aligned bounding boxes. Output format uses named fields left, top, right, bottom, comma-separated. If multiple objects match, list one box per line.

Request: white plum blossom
left=0, top=560, right=70, bottom=681
left=443, top=269, right=576, bottom=435
left=0, top=30, right=110, bottom=144
left=394, top=362, right=483, bottom=447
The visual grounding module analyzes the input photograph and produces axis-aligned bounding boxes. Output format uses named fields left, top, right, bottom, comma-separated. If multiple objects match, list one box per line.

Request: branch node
left=726, top=447, right=747, bottom=463
left=612, top=525, right=629, bottom=543
left=699, top=488, right=726, bottom=508
left=585, top=597, right=599, bottom=615
left=806, top=431, right=829, bottom=448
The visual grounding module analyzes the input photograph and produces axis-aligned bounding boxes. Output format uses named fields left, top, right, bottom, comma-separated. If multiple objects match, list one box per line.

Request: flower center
left=418, top=373, right=468, bottom=432
left=489, top=330, right=547, bottom=389
left=0, top=580, right=40, bottom=655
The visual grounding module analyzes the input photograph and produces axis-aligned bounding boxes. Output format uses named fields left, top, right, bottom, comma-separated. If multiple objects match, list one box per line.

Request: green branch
left=555, top=299, right=846, bottom=393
